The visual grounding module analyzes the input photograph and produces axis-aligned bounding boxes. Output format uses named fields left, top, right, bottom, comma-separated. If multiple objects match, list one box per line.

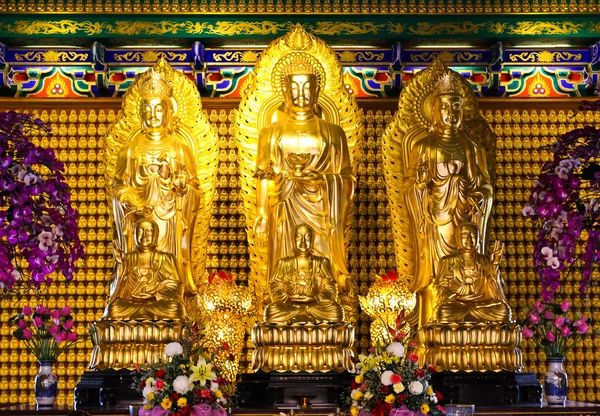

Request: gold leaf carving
left=506, top=21, right=587, bottom=35
left=409, top=22, right=486, bottom=35
left=113, top=51, right=187, bottom=62
left=509, top=51, right=582, bottom=63
left=409, top=51, right=483, bottom=62
left=6, top=20, right=104, bottom=35
left=14, top=50, right=89, bottom=62
left=212, top=51, right=260, bottom=63
left=107, top=21, right=185, bottom=35
left=307, top=22, right=386, bottom=35
left=337, top=50, right=385, bottom=63
left=203, top=21, right=289, bottom=35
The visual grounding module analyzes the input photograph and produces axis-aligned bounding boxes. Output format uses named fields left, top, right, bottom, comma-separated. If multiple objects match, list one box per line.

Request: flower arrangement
left=9, top=304, right=80, bottom=361
left=520, top=299, right=591, bottom=357
left=0, top=111, right=84, bottom=291
left=522, top=101, right=600, bottom=301
left=135, top=333, right=233, bottom=416
left=350, top=318, right=444, bottom=416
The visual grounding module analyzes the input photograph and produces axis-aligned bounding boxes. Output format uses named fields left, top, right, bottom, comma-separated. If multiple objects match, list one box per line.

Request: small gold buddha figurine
left=431, top=222, right=511, bottom=323
left=103, top=218, right=185, bottom=320
left=264, top=224, right=344, bottom=324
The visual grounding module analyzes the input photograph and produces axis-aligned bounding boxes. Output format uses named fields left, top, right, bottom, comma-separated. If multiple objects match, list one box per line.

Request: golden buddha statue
left=264, top=224, right=344, bottom=324
left=89, top=60, right=217, bottom=371
left=111, top=70, right=201, bottom=291
left=236, top=25, right=362, bottom=324
left=103, top=218, right=185, bottom=320
left=405, top=83, right=493, bottom=326
left=253, top=52, right=355, bottom=296
left=239, top=26, right=361, bottom=373
left=431, top=222, right=510, bottom=324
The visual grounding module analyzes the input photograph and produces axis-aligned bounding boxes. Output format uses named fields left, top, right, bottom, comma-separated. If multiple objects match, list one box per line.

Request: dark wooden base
left=236, top=371, right=353, bottom=410
left=431, top=371, right=543, bottom=406
left=74, top=369, right=142, bottom=409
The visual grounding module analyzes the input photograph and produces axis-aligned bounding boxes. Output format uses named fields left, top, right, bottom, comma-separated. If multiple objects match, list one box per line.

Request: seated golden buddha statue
left=264, top=223, right=344, bottom=324
left=103, top=218, right=185, bottom=321
left=431, top=222, right=511, bottom=324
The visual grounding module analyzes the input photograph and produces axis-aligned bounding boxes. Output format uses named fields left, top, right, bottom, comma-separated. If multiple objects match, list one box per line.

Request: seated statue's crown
left=140, top=70, right=172, bottom=101
left=435, top=72, right=462, bottom=97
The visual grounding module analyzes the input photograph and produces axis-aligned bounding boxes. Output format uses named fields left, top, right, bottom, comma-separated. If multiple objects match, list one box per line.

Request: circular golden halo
left=271, top=52, right=326, bottom=101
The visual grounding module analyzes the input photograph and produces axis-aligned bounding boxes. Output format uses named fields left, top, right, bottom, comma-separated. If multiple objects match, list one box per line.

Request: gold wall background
left=0, top=98, right=599, bottom=405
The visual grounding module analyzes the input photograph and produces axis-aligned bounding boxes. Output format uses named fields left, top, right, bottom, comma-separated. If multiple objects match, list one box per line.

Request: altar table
left=1, top=402, right=599, bottom=416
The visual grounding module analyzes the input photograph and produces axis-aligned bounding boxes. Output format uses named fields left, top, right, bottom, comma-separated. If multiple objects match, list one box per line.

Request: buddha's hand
left=289, top=294, right=314, bottom=303
left=253, top=215, right=268, bottom=246
left=173, top=164, right=188, bottom=196
left=491, top=241, right=504, bottom=267
left=290, top=170, right=321, bottom=182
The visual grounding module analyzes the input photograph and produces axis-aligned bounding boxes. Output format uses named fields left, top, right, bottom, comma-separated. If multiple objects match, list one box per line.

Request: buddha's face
left=283, top=74, right=318, bottom=113
left=141, top=97, right=169, bottom=132
left=458, top=225, right=478, bottom=252
left=433, top=94, right=463, bottom=133
left=295, top=225, right=314, bottom=254
left=135, top=220, right=157, bottom=249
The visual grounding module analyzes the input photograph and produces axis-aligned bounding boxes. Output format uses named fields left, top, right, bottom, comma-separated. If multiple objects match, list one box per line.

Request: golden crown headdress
left=140, top=69, right=172, bottom=101
left=435, top=72, right=462, bottom=97
left=271, top=52, right=326, bottom=101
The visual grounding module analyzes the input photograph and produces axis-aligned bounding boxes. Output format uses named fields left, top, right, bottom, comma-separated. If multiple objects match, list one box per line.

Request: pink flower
left=35, top=305, right=49, bottom=315
left=61, top=306, right=71, bottom=316
left=574, top=318, right=586, bottom=328
left=534, top=300, right=545, bottom=312
left=554, top=317, right=566, bottom=328
left=529, top=312, right=541, bottom=324
left=33, top=316, right=43, bottom=328
left=67, top=332, right=77, bottom=342
left=578, top=324, right=589, bottom=335
left=522, top=327, right=533, bottom=338
left=560, top=300, right=570, bottom=312
left=22, top=306, right=32, bottom=316
left=561, top=326, right=572, bottom=337
left=546, top=331, right=556, bottom=343
left=50, top=309, right=60, bottom=320
left=544, top=310, right=554, bottom=320
left=63, top=320, right=73, bottom=330
left=48, top=325, right=59, bottom=337
left=155, top=379, right=164, bottom=390
left=22, top=329, right=32, bottom=340
left=55, top=331, right=67, bottom=343
left=17, top=319, right=27, bottom=329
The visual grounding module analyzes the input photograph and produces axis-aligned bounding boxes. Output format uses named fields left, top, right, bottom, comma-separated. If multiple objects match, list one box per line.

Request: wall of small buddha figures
left=0, top=98, right=599, bottom=405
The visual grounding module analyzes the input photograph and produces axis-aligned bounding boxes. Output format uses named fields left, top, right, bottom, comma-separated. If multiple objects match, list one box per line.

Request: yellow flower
left=161, top=398, right=172, bottom=410
left=355, top=374, right=364, bottom=384
left=350, top=406, right=360, bottom=416
left=177, top=397, right=187, bottom=408
left=180, top=364, right=187, bottom=370
left=426, top=386, right=434, bottom=396
left=215, top=390, right=223, bottom=399
left=189, top=357, right=217, bottom=386
left=147, top=392, right=155, bottom=401
left=144, top=404, right=153, bottom=410
left=352, top=391, right=363, bottom=400
left=393, top=383, right=404, bottom=393
left=420, top=404, right=430, bottom=414
left=385, top=394, right=395, bottom=404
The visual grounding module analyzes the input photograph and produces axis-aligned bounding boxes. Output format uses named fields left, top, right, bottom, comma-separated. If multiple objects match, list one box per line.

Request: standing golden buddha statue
left=383, top=59, right=521, bottom=372
left=237, top=25, right=362, bottom=373
left=88, top=59, right=218, bottom=371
